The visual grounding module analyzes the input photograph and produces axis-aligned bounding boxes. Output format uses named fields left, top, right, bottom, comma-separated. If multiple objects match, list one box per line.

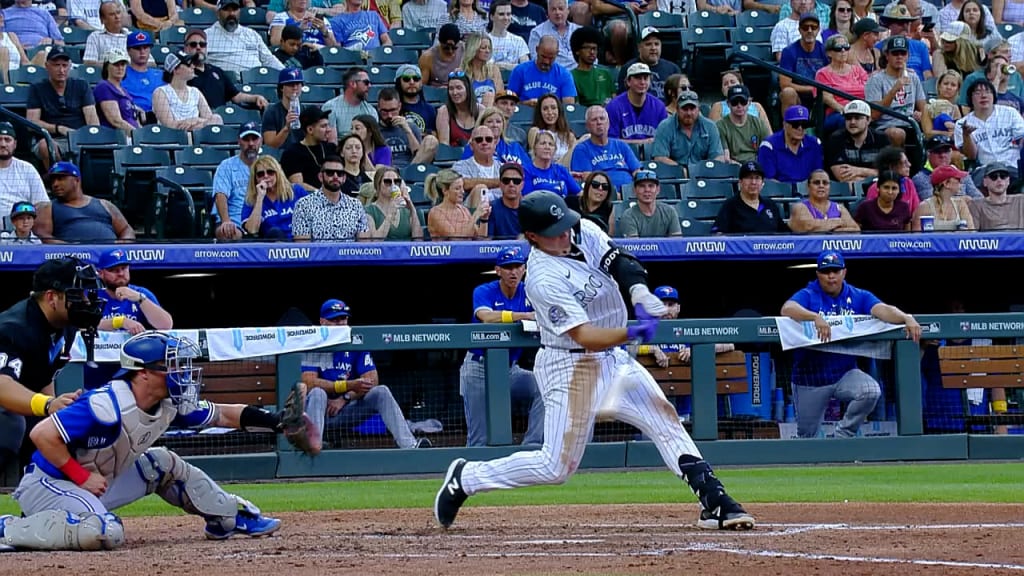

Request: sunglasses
left=255, top=170, right=274, bottom=178
left=590, top=181, right=610, bottom=190
left=830, top=45, right=851, bottom=51
left=679, top=85, right=693, bottom=91
left=448, top=69, right=467, bottom=79
left=730, top=98, right=749, bottom=106
left=442, top=42, right=458, bottom=50
left=800, top=25, right=819, bottom=31
left=187, top=41, right=207, bottom=48
left=381, top=178, right=399, bottom=185
left=789, top=121, right=811, bottom=129
left=321, top=168, right=344, bottom=177
left=356, top=78, right=371, bottom=85
left=836, top=6, right=851, bottom=11
left=400, top=75, right=421, bottom=82
left=989, top=172, right=1011, bottom=180
left=474, top=135, right=495, bottom=143
left=500, top=177, right=523, bottom=185
left=810, top=179, right=829, bottom=185
left=889, top=50, right=909, bottom=56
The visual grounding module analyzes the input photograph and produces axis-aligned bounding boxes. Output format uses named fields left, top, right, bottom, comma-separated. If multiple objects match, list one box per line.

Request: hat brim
left=239, top=130, right=261, bottom=138
left=322, top=311, right=350, bottom=319
left=679, top=100, right=700, bottom=108
left=498, top=259, right=526, bottom=266
left=534, top=209, right=580, bottom=238
left=740, top=168, right=765, bottom=178
left=817, top=265, right=844, bottom=272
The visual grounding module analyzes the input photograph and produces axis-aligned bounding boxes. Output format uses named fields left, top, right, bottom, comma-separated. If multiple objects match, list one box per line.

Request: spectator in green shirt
left=570, top=26, right=614, bottom=107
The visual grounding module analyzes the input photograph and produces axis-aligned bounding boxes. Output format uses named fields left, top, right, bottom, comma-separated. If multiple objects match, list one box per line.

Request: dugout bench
left=939, top=345, right=1021, bottom=433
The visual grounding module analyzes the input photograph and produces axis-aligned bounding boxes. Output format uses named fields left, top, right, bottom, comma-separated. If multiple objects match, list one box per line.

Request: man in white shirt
left=955, top=78, right=1024, bottom=180
left=527, top=0, right=580, bottom=71
left=453, top=125, right=501, bottom=203
left=0, top=122, right=47, bottom=216
left=82, top=1, right=130, bottom=65
left=204, top=0, right=283, bottom=73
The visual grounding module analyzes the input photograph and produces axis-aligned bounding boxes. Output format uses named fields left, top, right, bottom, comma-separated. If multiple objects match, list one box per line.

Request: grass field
left=2, top=462, right=1021, bottom=517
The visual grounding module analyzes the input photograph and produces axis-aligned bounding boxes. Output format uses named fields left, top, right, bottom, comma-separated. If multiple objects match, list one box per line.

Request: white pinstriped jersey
left=525, top=219, right=628, bottom=349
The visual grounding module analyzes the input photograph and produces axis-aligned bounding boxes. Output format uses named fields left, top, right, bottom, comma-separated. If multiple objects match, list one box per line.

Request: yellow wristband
left=501, top=310, right=514, bottom=323
left=334, top=380, right=348, bottom=394
left=112, top=316, right=125, bottom=330
left=31, top=393, right=52, bottom=417
left=993, top=400, right=1008, bottom=413
left=638, top=345, right=652, bottom=355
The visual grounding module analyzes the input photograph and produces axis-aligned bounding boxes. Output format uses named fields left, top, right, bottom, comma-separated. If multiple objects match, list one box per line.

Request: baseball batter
left=0, top=331, right=303, bottom=551
left=435, top=191, right=755, bottom=531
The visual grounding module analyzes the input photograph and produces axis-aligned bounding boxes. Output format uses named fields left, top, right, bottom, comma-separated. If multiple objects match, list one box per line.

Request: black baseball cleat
left=434, top=458, right=468, bottom=529
left=697, top=494, right=755, bottom=531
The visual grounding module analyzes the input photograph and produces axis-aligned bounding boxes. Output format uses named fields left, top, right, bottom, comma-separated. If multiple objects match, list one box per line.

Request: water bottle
left=391, top=184, right=406, bottom=208
left=289, top=97, right=301, bottom=131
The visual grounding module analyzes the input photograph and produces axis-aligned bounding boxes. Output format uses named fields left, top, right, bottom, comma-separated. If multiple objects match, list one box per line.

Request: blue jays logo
left=109, top=249, right=125, bottom=260
left=347, top=27, right=376, bottom=49
left=232, top=329, right=244, bottom=352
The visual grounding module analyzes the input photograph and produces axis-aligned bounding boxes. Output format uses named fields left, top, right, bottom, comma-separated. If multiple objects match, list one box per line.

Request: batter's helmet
left=116, top=331, right=203, bottom=408
left=518, top=191, right=580, bottom=237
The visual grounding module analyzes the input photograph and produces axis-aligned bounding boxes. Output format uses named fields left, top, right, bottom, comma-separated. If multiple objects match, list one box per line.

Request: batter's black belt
left=539, top=346, right=587, bottom=353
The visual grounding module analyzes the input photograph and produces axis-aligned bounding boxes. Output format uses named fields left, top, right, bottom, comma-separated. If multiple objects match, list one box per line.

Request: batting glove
left=626, top=304, right=659, bottom=343
left=630, top=284, right=668, bottom=317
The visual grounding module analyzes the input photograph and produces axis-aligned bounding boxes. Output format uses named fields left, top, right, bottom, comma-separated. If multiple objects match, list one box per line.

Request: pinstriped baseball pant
left=460, top=347, right=701, bottom=495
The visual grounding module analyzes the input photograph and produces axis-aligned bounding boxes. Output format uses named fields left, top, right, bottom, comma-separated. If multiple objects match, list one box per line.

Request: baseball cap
left=46, top=46, right=72, bottom=62
left=853, top=18, right=880, bottom=37
left=940, top=20, right=970, bottom=43
left=126, top=30, right=153, bottom=49
left=495, top=246, right=526, bottom=266
left=217, top=0, right=241, bottom=8
left=925, top=134, right=953, bottom=152
left=817, top=250, right=846, bottom=272
left=394, top=63, right=421, bottom=81
left=10, top=201, right=36, bottom=218
left=185, top=28, right=207, bottom=41
left=798, top=12, right=820, bottom=25
left=438, top=23, right=461, bottom=44
left=499, top=161, right=524, bottom=177
left=634, top=169, right=658, bottom=184
left=654, top=286, right=679, bottom=302
left=495, top=89, right=519, bottom=103
left=726, top=84, right=750, bottom=103
left=626, top=62, right=652, bottom=78
left=930, top=164, right=968, bottom=185
left=163, top=51, right=195, bottom=73
left=677, top=90, right=699, bottom=108
left=784, top=105, right=811, bottom=124
left=320, top=299, right=350, bottom=319
left=98, top=248, right=130, bottom=270
left=0, top=121, right=14, bottom=137
left=639, top=26, right=660, bottom=41
left=518, top=191, right=580, bottom=238
left=238, top=121, right=261, bottom=138
left=299, top=105, right=330, bottom=129
left=982, top=162, right=1012, bottom=178
left=103, top=48, right=130, bottom=64
left=843, top=100, right=871, bottom=117
left=885, top=35, right=909, bottom=53
left=881, top=3, right=916, bottom=21
left=278, top=67, right=304, bottom=85
left=739, top=160, right=764, bottom=178
left=48, top=161, right=81, bottom=179
left=32, top=258, right=84, bottom=293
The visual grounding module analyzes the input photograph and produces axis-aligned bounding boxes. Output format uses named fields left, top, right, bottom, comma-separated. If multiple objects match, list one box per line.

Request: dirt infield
left=2, top=503, right=1022, bottom=575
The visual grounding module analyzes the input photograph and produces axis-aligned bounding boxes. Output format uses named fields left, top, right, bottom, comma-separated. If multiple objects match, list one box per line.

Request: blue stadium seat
left=241, top=66, right=280, bottom=85
left=408, top=182, right=429, bottom=205
left=563, top=103, right=586, bottom=124
left=366, top=66, right=397, bottom=85
left=389, top=27, right=432, bottom=51
left=0, top=84, right=29, bottom=110
left=132, top=125, right=189, bottom=150
left=761, top=179, right=794, bottom=199
left=639, top=10, right=685, bottom=29
left=999, top=22, right=1024, bottom=37
left=60, top=26, right=91, bottom=45
left=151, top=45, right=173, bottom=66
left=321, top=47, right=363, bottom=66
left=684, top=178, right=734, bottom=199
left=434, top=143, right=463, bottom=166
left=687, top=11, right=736, bottom=29
left=422, top=85, right=446, bottom=104
left=304, top=66, right=344, bottom=85
left=258, top=145, right=282, bottom=160
left=688, top=160, right=739, bottom=179
left=680, top=217, right=713, bottom=236
left=642, top=161, right=685, bottom=184
left=676, top=197, right=725, bottom=220
left=511, top=104, right=534, bottom=125
left=161, top=26, right=190, bottom=46
left=155, top=166, right=213, bottom=239
left=215, top=104, right=261, bottom=127
left=300, top=85, right=336, bottom=104
left=176, top=146, right=231, bottom=170
left=732, top=25, right=773, bottom=46
left=369, top=46, right=416, bottom=65
left=239, top=6, right=267, bottom=28
left=180, top=7, right=217, bottom=27
left=402, top=162, right=439, bottom=183
left=194, top=124, right=240, bottom=149
left=72, top=64, right=102, bottom=86
left=238, top=83, right=277, bottom=102
left=736, top=9, right=780, bottom=29
left=11, top=65, right=46, bottom=86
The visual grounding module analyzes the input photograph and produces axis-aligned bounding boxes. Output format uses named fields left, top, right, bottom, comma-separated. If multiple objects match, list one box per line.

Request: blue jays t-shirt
left=470, top=279, right=531, bottom=362
left=329, top=11, right=388, bottom=51
left=460, top=137, right=530, bottom=165
left=507, top=62, right=577, bottom=102
left=570, top=138, right=641, bottom=189
left=240, top=184, right=308, bottom=239
left=788, top=279, right=882, bottom=388
left=122, top=67, right=164, bottom=112
left=102, top=285, right=160, bottom=324
left=302, top=350, right=376, bottom=382
left=522, top=162, right=581, bottom=197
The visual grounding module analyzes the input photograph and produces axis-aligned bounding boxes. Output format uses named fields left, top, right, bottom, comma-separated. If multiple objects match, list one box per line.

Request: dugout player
left=0, top=259, right=103, bottom=471
left=780, top=251, right=921, bottom=438
left=0, top=331, right=289, bottom=551
left=95, top=248, right=174, bottom=334
left=460, top=246, right=544, bottom=447
left=434, top=191, right=755, bottom=531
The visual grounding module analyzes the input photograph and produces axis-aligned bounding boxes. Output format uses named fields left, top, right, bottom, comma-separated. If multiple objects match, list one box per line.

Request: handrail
left=728, top=48, right=925, bottom=168
left=154, top=175, right=200, bottom=240
left=0, top=106, right=58, bottom=169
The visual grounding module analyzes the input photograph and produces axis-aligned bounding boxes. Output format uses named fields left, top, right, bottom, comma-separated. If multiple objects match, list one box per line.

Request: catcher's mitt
left=281, top=382, right=321, bottom=456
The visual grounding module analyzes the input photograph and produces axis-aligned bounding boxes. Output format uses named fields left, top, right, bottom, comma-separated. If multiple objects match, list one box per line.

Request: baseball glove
left=281, top=382, right=321, bottom=456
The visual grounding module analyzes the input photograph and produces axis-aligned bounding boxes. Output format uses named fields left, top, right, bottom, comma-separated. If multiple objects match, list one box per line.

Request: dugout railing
left=55, top=313, right=1024, bottom=482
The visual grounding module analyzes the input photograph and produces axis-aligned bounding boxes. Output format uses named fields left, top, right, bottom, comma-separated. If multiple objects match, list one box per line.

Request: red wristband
left=59, top=458, right=91, bottom=486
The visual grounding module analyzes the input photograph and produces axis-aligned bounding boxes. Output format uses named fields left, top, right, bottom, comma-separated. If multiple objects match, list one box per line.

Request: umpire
left=0, top=258, right=103, bottom=470
left=459, top=246, right=545, bottom=446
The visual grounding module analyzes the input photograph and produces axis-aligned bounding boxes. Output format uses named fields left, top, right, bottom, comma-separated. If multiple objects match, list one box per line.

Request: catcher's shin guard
left=0, top=510, right=125, bottom=550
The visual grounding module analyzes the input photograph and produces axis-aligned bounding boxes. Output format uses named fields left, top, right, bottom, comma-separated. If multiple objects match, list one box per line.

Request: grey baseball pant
left=794, top=368, right=881, bottom=438
left=305, top=385, right=418, bottom=448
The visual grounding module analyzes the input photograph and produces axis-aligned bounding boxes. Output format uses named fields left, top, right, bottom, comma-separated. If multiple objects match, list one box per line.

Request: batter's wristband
left=60, top=458, right=91, bottom=486
left=638, top=345, right=652, bottom=355
left=30, top=393, right=51, bottom=417
left=334, top=380, right=348, bottom=394
left=501, top=310, right=514, bottom=323
left=112, top=316, right=125, bottom=330
left=993, top=400, right=1008, bottom=413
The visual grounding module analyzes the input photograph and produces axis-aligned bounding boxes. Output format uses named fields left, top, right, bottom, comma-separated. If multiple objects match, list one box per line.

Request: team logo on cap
left=110, top=249, right=125, bottom=259
left=549, top=205, right=564, bottom=219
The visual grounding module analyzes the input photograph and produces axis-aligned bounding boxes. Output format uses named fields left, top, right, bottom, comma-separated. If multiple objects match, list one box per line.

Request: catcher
left=0, top=331, right=320, bottom=551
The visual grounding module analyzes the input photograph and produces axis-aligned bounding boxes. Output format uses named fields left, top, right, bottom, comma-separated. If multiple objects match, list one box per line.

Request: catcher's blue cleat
left=205, top=511, right=281, bottom=540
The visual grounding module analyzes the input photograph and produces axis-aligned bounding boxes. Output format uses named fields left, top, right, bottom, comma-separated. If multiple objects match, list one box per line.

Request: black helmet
left=518, top=191, right=580, bottom=237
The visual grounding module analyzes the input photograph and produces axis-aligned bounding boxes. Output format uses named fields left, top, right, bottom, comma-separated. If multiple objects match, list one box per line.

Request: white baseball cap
left=640, top=26, right=660, bottom=41
left=843, top=100, right=871, bottom=117
left=626, top=62, right=652, bottom=77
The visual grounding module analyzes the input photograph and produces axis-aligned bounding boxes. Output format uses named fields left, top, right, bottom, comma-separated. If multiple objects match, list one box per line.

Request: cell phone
left=923, top=22, right=935, bottom=32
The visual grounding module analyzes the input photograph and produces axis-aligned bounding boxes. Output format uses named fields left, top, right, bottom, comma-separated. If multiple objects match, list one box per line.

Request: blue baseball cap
left=817, top=250, right=846, bottom=272
left=48, top=161, right=81, bottom=179
left=654, top=286, right=679, bottom=301
left=784, top=105, right=811, bottom=124
left=10, top=201, right=36, bottom=218
left=98, top=248, right=130, bottom=270
left=495, top=246, right=526, bottom=266
left=320, top=299, right=350, bottom=319
left=278, top=67, right=304, bottom=85
left=239, top=121, right=261, bottom=139
left=634, top=169, right=658, bottom=185
left=126, top=30, right=153, bottom=49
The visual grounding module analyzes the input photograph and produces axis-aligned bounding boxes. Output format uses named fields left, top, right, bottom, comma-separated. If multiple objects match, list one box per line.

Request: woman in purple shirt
left=788, top=169, right=861, bottom=233
left=93, top=48, right=141, bottom=134
left=351, top=114, right=392, bottom=171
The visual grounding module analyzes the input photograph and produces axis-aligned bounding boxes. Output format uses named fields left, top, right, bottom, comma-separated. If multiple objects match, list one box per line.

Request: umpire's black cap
left=32, top=258, right=83, bottom=293
left=518, top=191, right=580, bottom=237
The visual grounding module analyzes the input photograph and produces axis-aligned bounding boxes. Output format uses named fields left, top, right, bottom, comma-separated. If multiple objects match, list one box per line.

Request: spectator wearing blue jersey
left=780, top=251, right=921, bottom=438
left=506, top=35, right=577, bottom=105
left=757, top=104, right=824, bottom=183
left=460, top=246, right=544, bottom=446
left=122, top=30, right=162, bottom=119
left=778, top=13, right=829, bottom=115
left=95, top=248, right=173, bottom=334
left=241, top=155, right=308, bottom=239
left=523, top=129, right=580, bottom=197
left=570, top=105, right=641, bottom=190
left=606, top=62, right=668, bottom=145
left=302, top=299, right=429, bottom=449
left=650, top=90, right=727, bottom=168
left=213, top=122, right=263, bottom=240
left=328, top=0, right=391, bottom=51
left=489, top=162, right=525, bottom=237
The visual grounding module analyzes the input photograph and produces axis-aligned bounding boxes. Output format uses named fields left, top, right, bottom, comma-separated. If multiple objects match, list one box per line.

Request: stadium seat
left=643, top=161, right=685, bottom=184
left=684, top=178, right=734, bottom=199
left=113, top=146, right=172, bottom=235
left=628, top=142, right=644, bottom=162
left=433, top=143, right=463, bottom=166
left=687, top=11, right=735, bottom=29
left=736, top=9, right=780, bottom=29
left=0, top=85, right=29, bottom=111
left=151, top=44, right=173, bottom=66
left=69, top=126, right=126, bottom=200
left=194, top=124, right=240, bottom=149
left=180, top=7, right=217, bottom=26
left=155, top=166, right=213, bottom=239
left=60, top=26, right=90, bottom=45
left=72, top=64, right=102, bottom=85
left=417, top=206, right=431, bottom=239
left=238, top=83, right=277, bottom=102
left=729, top=43, right=774, bottom=69
left=258, top=145, right=282, bottom=160
left=732, top=25, right=773, bottom=46
left=368, top=46, right=416, bottom=65
left=639, top=10, right=684, bottom=29
left=161, top=26, right=189, bottom=46
left=923, top=76, right=938, bottom=98
left=422, top=85, right=446, bottom=104
left=300, top=84, right=336, bottom=104
left=562, top=103, right=586, bottom=124
left=239, top=6, right=267, bottom=27
left=366, top=66, right=397, bottom=85
left=688, top=160, right=739, bottom=179
left=12, top=65, right=46, bottom=86
left=304, top=66, right=344, bottom=85
left=761, top=178, right=795, bottom=199
left=569, top=120, right=586, bottom=138
left=321, top=47, right=363, bottom=66
left=999, top=22, right=1024, bottom=37
left=402, top=162, right=439, bottom=183
left=682, top=27, right=731, bottom=77
left=676, top=197, right=725, bottom=220
left=215, top=104, right=261, bottom=127
left=408, top=182, right=429, bottom=205
left=389, top=27, right=432, bottom=51
left=176, top=146, right=231, bottom=170
left=511, top=104, right=534, bottom=125
left=132, top=125, right=189, bottom=150
left=680, top=217, right=713, bottom=236
left=241, top=66, right=280, bottom=85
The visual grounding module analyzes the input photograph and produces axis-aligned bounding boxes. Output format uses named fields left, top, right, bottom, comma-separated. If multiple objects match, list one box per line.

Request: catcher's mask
left=115, top=331, right=203, bottom=408
left=32, top=257, right=106, bottom=330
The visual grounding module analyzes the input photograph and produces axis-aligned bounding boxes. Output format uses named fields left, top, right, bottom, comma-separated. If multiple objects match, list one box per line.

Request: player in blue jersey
left=303, top=299, right=429, bottom=449
left=460, top=246, right=544, bottom=446
left=95, top=248, right=173, bottom=334
left=0, top=331, right=310, bottom=551
left=781, top=251, right=921, bottom=438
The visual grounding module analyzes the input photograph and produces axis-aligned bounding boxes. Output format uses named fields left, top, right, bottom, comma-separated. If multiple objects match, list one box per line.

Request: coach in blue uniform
left=460, top=247, right=544, bottom=446
left=780, top=251, right=921, bottom=438
left=95, top=248, right=173, bottom=334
